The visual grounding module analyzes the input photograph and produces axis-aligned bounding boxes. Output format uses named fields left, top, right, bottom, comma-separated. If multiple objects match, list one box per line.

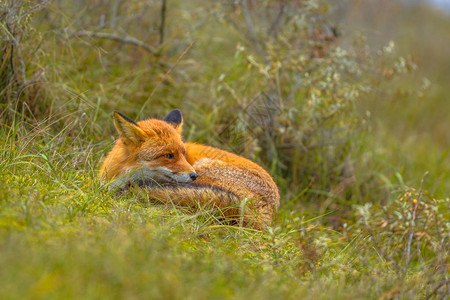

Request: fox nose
left=189, top=172, right=198, bottom=181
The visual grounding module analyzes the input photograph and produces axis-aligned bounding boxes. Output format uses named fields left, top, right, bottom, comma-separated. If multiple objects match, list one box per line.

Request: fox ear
left=163, top=109, right=183, bottom=134
left=113, top=111, right=147, bottom=145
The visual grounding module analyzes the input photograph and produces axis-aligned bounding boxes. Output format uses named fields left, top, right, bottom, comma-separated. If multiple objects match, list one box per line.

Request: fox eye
left=162, top=153, right=174, bottom=159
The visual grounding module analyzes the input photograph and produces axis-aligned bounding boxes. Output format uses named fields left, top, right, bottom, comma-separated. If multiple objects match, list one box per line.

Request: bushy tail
left=136, top=184, right=271, bottom=230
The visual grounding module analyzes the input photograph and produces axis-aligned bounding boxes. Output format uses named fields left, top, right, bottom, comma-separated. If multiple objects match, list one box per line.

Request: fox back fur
left=99, top=109, right=280, bottom=229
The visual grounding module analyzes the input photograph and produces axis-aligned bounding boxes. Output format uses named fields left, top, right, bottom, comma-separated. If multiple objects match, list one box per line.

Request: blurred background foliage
left=0, top=0, right=448, bottom=298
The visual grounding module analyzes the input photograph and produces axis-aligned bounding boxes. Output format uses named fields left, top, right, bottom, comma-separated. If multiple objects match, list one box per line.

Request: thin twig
left=404, top=172, right=428, bottom=277
left=425, top=279, right=449, bottom=300
left=69, top=29, right=191, bottom=80
left=268, top=2, right=287, bottom=39
left=110, top=0, right=120, bottom=28
left=240, top=0, right=264, bottom=56
left=159, top=0, right=167, bottom=45
left=72, top=30, right=157, bottom=54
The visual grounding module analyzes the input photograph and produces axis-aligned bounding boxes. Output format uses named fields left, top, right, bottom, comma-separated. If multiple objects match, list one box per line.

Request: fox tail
left=132, top=184, right=271, bottom=230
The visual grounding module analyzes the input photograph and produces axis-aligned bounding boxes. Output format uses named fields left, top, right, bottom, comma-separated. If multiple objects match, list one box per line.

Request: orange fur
left=99, top=110, right=280, bottom=229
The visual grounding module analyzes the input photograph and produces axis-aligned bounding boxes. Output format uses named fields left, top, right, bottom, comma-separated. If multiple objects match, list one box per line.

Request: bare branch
left=268, top=2, right=287, bottom=39
left=110, top=0, right=120, bottom=28
left=67, top=30, right=190, bottom=81
left=404, top=171, right=428, bottom=277
left=159, top=0, right=167, bottom=45
left=240, top=0, right=263, bottom=56
left=71, top=30, right=157, bottom=54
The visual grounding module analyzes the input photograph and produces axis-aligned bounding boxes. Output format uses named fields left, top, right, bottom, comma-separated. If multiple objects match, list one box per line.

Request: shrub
left=0, top=0, right=51, bottom=121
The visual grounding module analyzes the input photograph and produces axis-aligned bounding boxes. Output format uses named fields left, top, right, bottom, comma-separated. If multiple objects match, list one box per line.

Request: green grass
left=0, top=0, right=448, bottom=299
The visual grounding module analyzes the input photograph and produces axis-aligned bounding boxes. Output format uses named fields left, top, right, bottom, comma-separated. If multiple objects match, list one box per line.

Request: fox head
left=99, top=109, right=198, bottom=189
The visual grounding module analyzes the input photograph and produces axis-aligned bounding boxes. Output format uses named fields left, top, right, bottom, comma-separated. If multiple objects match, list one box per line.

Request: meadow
left=0, top=0, right=448, bottom=299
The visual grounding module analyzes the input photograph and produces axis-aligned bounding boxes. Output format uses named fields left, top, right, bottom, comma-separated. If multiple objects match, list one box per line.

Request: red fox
left=99, top=109, right=280, bottom=229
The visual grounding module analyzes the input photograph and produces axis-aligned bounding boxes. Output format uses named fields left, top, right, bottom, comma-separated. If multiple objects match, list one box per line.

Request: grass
left=0, top=0, right=449, bottom=299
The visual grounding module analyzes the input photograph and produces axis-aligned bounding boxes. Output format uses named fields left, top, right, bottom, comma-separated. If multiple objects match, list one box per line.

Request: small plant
left=351, top=186, right=449, bottom=298
left=0, top=1, right=52, bottom=122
